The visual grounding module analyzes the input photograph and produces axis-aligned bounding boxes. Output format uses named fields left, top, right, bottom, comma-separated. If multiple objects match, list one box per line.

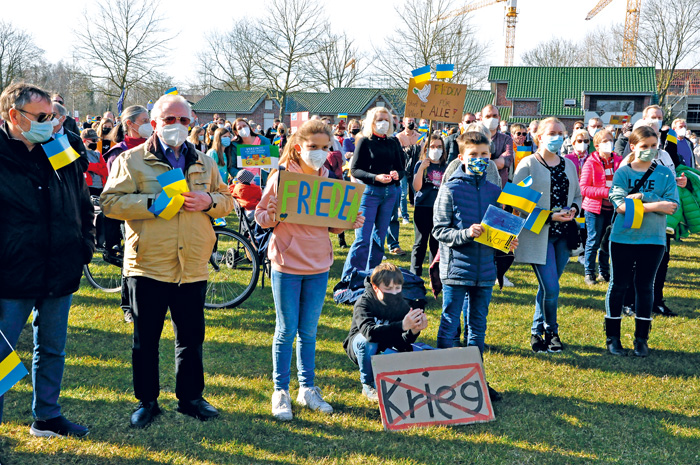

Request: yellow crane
left=437, top=0, right=519, bottom=66
left=585, top=0, right=641, bottom=67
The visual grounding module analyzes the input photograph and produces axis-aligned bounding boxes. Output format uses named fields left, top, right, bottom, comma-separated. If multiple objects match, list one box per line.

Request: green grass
left=1, top=213, right=699, bottom=465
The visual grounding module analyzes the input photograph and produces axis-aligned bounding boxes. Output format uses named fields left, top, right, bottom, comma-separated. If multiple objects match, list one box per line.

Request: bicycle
left=83, top=196, right=123, bottom=293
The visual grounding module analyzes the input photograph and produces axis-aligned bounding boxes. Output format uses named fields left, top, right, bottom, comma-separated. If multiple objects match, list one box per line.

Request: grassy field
left=1, top=214, right=699, bottom=465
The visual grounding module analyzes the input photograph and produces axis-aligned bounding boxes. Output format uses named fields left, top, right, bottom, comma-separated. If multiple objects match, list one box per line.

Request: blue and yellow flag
left=575, top=217, right=586, bottom=224
left=623, top=198, right=644, bottom=229
left=497, top=182, right=542, bottom=214
left=517, top=176, right=533, bottom=188
left=418, top=124, right=429, bottom=133
left=164, top=87, right=178, bottom=95
left=147, top=100, right=154, bottom=111
left=523, top=207, right=550, bottom=234
left=666, top=129, right=678, bottom=145
left=435, top=64, right=454, bottom=79
left=416, top=133, right=426, bottom=144
left=338, top=113, right=348, bottom=119
left=148, top=191, right=185, bottom=220
left=441, top=128, right=449, bottom=137
left=273, top=136, right=281, bottom=146
left=43, top=135, right=80, bottom=171
left=0, top=330, right=29, bottom=398
left=411, top=65, right=431, bottom=84
left=157, top=169, right=189, bottom=198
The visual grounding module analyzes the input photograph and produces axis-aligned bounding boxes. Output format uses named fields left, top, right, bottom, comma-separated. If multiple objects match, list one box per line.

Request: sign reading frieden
left=277, top=170, right=365, bottom=228
left=372, top=347, right=495, bottom=431
left=404, top=78, right=468, bottom=124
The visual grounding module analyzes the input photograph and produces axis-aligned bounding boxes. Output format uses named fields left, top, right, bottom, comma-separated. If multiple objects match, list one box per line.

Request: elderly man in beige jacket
left=101, top=94, right=233, bottom=429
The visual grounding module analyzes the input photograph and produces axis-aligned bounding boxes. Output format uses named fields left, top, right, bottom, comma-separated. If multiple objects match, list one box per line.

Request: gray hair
left=52, top=102, right=69, bottom=117
left=151, top=95, right=192, bottom=120
left=0, top=82, right=51, bottom=120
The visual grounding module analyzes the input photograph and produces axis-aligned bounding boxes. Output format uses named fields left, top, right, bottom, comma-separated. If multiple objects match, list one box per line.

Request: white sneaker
left=362, top=384, right=379, bottom=402
left=271, top=389, right=293, bottom=421
left=297, top=386, right=333, bottom=414
left=502, top=276, right=515, bottom=287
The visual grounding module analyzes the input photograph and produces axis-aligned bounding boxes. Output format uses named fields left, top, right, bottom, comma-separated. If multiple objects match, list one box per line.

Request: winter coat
left=580, top=151, right=622, bottom=215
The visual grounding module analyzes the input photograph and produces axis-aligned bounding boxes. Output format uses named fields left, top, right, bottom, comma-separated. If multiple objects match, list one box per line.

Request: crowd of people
left=0, top=80, right=692, bottom=437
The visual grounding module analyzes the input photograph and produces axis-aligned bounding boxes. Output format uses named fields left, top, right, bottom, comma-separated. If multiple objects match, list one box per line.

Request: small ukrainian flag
left=441, top=129, right=448, bottom=137
left=43, top=135, right=80, bottom=171
left=157, top=168, right=189, bottom=198
left=435, top=64, right=454, bottom=79
left=411, top=65, right=431, bottom=84
left=523, top=207, right=550, bottom=234
left=497, top=182, right=542, bottom=214
left=165, top=87, right=179, bottom=95
left=416, top=133, right=426, bottom=144
left=273, top=136, right=281, bottom=146
left=338, top=113, right=348, bottom=119
left=517, top=176, right=533, bottom=188
left=666, top=128, right=678, bottom=145
left=0, top=330, right=29, bottom=398
left=623, top=198, right=644, bottom=229
left=418, top=124, right=429, bottom=133
left=148, top=191, right=185, bottom=220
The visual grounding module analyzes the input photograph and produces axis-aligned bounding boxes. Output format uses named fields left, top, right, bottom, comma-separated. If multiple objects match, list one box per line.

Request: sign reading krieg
left=404, top=78, right=468, bottom=124
left=278, top=170, right=365, bottom=228
left=372, top=347, right=495, bottom=431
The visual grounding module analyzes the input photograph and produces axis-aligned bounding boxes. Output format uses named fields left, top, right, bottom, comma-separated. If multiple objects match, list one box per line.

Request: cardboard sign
left=609, top=114, right=630, bottom=126
left=237, top=144, right=280, bottom=169
left=474, top=205, right=525, bottom=253
left=404, top=78, right=468, bottom=124
left=289, top=111, right=309, bottom=135
left=372, top=347, right=495, bottom=431
left=278, top=170, right=365, bottom=228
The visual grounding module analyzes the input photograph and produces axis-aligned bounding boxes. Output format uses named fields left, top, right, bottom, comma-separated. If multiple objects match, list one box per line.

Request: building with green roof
left=192, top=90, right=281, bottom=132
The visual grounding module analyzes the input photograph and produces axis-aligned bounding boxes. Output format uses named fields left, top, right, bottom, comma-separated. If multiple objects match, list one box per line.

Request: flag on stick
left=0, top=330, right=29, bottom=398
left=43, top=135, right=80, bottom=171
left=435, top=64, right=454, bottom=79
left=497, top=182, right=542, bottom=214
left=411, top=65, right=431, bottom=84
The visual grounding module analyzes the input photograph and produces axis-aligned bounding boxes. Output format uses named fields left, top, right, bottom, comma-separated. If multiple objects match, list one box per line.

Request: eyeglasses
left=53, top=99, right=64, bottom=105
left=513, top=132, right=526, bottom=136
left=577, top=140, right=591, bottom=143
left=159, top=116, right=192, bottom=126
left=16, top=108, right=56, bottom=123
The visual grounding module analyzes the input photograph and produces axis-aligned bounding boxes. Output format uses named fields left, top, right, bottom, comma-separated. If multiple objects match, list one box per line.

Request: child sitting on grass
left=343, top=263, right=428, bottom=401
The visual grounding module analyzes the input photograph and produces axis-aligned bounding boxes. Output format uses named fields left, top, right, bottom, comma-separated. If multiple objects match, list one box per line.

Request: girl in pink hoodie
left=255, top=120, right=364, bottom=422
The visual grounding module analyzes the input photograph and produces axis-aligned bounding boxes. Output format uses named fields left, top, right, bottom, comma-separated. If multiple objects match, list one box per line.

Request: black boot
left=338, top=232, right=348, bottom=248
left=633, top=318, right=652, bottom=357
left=604, top=317, right=626, bottom=356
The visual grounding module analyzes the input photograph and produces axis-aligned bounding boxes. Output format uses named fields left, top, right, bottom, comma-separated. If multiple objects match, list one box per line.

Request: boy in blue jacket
left=432, top=131, right=518, bottom=401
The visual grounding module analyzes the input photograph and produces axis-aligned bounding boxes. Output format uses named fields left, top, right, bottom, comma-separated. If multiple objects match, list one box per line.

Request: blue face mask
left=466, top=157, right=489, bottom=175
left=221, top=136, right=231, bottom=147
left=18, top=111, right=54, bottom=144
left=541, top=135, right=564, bottom=154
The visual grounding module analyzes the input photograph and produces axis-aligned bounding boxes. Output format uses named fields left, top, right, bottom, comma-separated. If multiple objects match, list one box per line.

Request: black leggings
left=606, top=242, right=665, bottom=319
left=411, top=206, right=438, bottom=276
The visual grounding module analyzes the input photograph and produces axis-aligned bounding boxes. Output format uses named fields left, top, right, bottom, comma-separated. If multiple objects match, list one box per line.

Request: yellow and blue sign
left=411, top=65, right=431, bottom=84
left=435, top=64, right=454, bottom=79
left=623, top=198, right=644, bottom=229
left=43, top=135, right=80, bottom=171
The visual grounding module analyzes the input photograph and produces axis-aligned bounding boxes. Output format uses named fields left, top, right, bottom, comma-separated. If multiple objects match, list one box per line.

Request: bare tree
left=521, top=38, right=580, bottom=67
left=637, top=0, right=700, bottom=109
left=581, top=23, right=626, bottom=67
left=371, top=0, right=487, bottom=89
left=198, top=21, right=263, bottom=92
left=74, top=0, right=173, bottom=103
left=0, top=21, right=44, bottom=90
left=311, top=29, right=365, bottom=92
left=259, top=0, right=328, bottom=118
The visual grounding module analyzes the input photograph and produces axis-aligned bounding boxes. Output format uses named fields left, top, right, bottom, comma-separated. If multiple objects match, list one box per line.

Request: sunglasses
left=513, top=132, right=526, bottom=136
left=577, top=140, right=591, bottom=143
left=17, top=109, right=55, bottom=123
left=159, top=116, right=192, bottom=126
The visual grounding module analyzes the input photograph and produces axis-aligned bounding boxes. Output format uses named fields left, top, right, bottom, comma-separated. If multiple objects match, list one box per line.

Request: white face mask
left=428, top=148, right=442, bottom=161
left=588, top=127, right=600, bottom=137
left=300, top=149, right=328, bottom=170
left=138, top=123, right=154, bottom=138
left=599, top=141, right=614, bottom=154
left=677, top=127, right=687, bottom=138
left=647, top=118, right=662, bottom=131
left=51, top=117, right=60, bottom=127
left=238, top=126, right=251, bottom=138
left=483, top=117, right=499, bottom=131
left=375, top=120, right=390, bottom=135
left=574, top=142, right=587, bottom=153
left=159, top=123, right=189, bottom=147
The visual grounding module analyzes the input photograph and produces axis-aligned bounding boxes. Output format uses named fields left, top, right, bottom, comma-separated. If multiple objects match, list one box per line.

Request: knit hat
left=236, top=169, right=254, bottom=184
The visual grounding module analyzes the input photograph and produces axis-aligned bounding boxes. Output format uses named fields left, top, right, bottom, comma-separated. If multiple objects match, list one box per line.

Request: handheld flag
left=416, top=133, right=426, bottom=144
left=148, top=191, right=185, bottom=220
left=441, top=128, right=449, bottom=137
left=338, top=113, right=348, bottom=119
left=411, top=65, right=431, bottom=84
left=147, top=100, right=154, bottom=111
left=165, top=87, right=178, bottom=96
left=497, top=182, right=542, bottom=214
left=418, top=124, right=429, bottom=133
left=575, top=217, right=585, bottom=224
left=515, top=146, right=533, bottom=166
left=117, top=88, right=125, bottom=115
left=666, top=129, right=678, bottom=145
left=0, top=330, right=29, bottom=398
left=43, top=135, right=80, bottom=171
left=273, top=136, right=281, bottom=146
left=157, top=169, right=189, bottom=198
left=623, top=198, right=644, bottom=229
left=517, top=176, right=533, bottom=188
left=523, top=207, right=550, bottom=234
left=435, top=64, right=454, bottom=79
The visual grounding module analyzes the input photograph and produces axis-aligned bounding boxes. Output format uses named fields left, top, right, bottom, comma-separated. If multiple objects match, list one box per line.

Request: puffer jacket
left=101, top=136, right=233, bottom=283
left=580, top=151, right=622, bottom=215
left=432, top=165, right=501, bottom=286
left=0, top=123, right=95, bottom=299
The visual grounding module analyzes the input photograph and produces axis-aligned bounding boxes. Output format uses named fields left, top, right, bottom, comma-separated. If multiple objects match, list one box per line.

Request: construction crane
left=585, top=0, right=641, bottom=67
left=437, top=0, right=519, bottom=66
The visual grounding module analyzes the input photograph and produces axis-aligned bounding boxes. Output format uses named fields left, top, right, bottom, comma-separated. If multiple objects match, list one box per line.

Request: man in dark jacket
left=0, top=83, right=94, bottom=437
left=343, top=263, right=427, bottom=401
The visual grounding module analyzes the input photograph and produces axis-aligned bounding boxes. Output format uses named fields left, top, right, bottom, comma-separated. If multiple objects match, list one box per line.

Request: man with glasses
left=101, top=94, right=233, bottom=429
left=51, top=93, right=81, bottom=135
left=52, top=101, right=89, bottom=172
left=0, top=83, right=94, bottom=437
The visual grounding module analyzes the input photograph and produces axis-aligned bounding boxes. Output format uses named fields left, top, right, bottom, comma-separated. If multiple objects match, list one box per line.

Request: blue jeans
left=399, top=176, right=409, bottom=221
left=0, top=295, right=72, bottom=422
left=436, top=284, right=493, bottom=354
left=342, top=184, right=399, bottom=280
left=531, top=236, right=571, bottom=335
left=385, top=191, right=401, bottom=251
left=271, top=270, right=329, bottom=391
left=351, top=333, right=379, bottom=386
left=584, top=210, right=612, bottom=276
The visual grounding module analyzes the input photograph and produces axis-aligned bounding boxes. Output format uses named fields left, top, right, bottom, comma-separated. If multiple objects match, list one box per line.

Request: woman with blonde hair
left=564, top=129, right=591, bottom=179
left=340, top=107, right=405, bottom=281
left=256, top=120, right=364, bottom=421
left=188, top=126, right=207, bottom=152
left=207, top=127, right=233, bottom=184
left=95, top=118, right=115, bottom=154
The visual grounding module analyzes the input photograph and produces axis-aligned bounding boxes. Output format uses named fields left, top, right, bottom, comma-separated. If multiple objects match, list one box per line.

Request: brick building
left=192, top=90, right=281, bottom=131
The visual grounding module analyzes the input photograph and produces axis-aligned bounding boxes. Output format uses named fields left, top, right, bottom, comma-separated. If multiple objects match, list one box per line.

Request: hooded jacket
left=343, top=278, right=418, bottom=365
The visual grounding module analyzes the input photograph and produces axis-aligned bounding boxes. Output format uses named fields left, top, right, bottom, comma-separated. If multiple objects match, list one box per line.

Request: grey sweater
left=512, top=154, right=582, bottom=265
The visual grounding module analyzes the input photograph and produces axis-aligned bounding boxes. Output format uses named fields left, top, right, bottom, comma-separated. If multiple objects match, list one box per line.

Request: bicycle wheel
left=83, top=248, right=122, bottom=293
left=206, top=228, right=260, bottom=308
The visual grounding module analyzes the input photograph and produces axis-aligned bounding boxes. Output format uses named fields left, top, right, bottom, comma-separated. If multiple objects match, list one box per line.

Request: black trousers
left=653, top=234, right=672, bottom=306
left=411, top=206, right=438, bottom=276
left=607, top=243, right=664, bottom=319
left=126, top=276, right=207, bottom=402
